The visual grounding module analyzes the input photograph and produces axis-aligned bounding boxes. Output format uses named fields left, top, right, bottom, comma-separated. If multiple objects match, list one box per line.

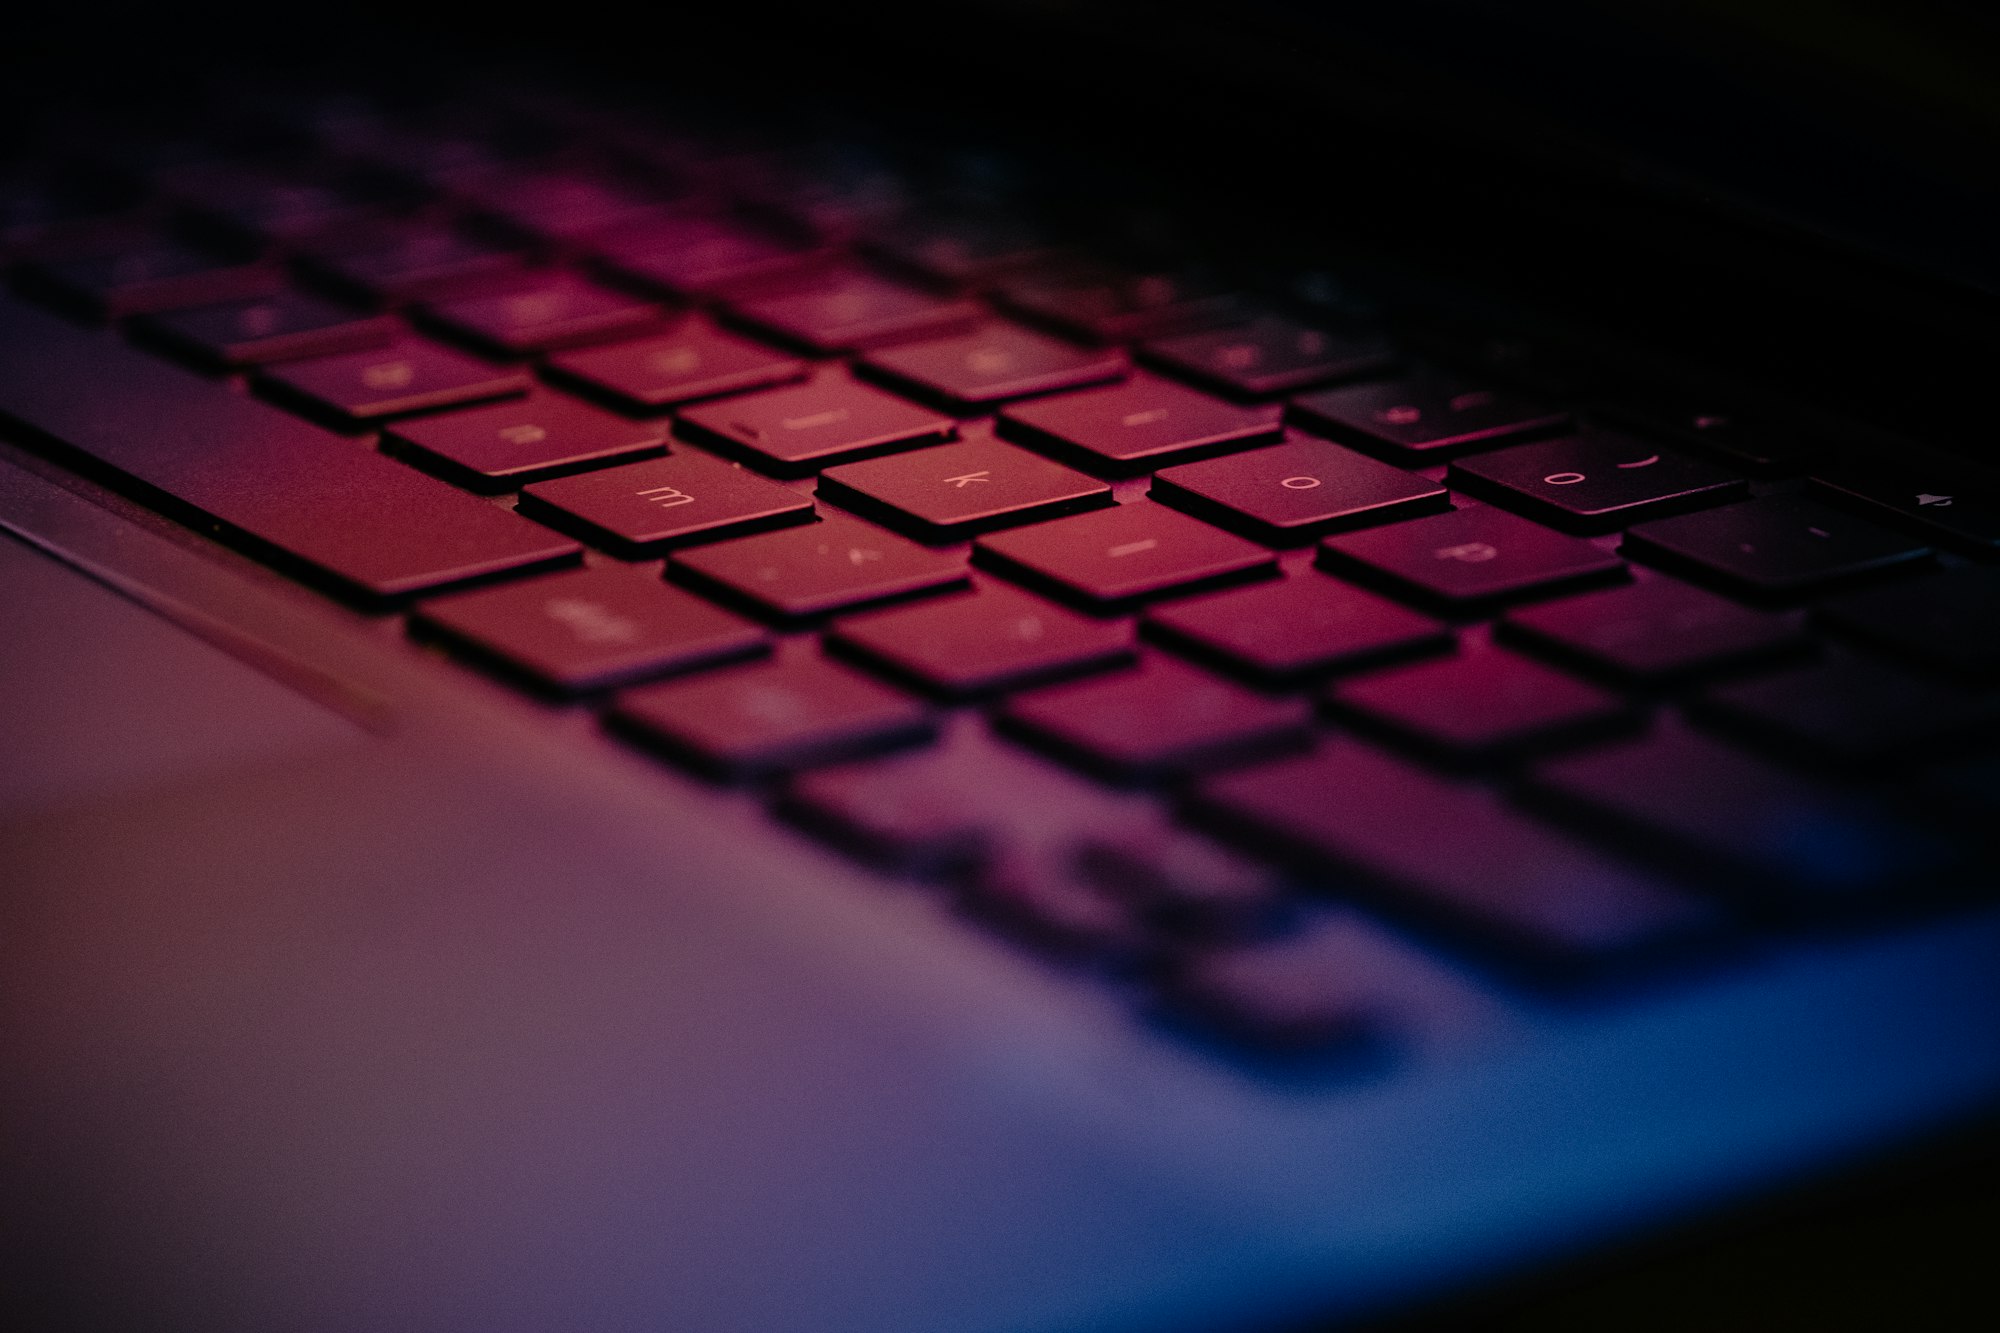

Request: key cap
left=860, top=323, right=1127, bottom=412
left=1696, top=654, right=2000, bottom=765
left=829, top=582, right=1135, bottom=697
left=864, top=213, right=1054, bottom=288
left=1326, top=647, right=1637, bottom=762
left=778, top=749, right=995, bottom=875
left=959, top=847, right=1151, bottom=966
left=256, top=341, right=531, bottom=425
left=1289, top=373, right=1568, bottom=460
left=974, top=501, right=1277, bottom=612
left=23, top=241, right=281, bottom=319
left=1070, top=833, right=1282, bottom=939
left=1623, top=495, right=1931, bottom=598
left=173, top=167, right=385, bottom=247
left=1810, top=461, right=2000, bottom=554
left=0, top=298, right=579, bottom=602
left=669, top=513, right=967, bottom=620
left=676, top=373, right=955, bottom=478
left=725, top=267, right=983, bottom=352
left=469, top=169, right=676, bottom=247
left=1527, top=727, right=1956, bottom=901
left=411, top=564, right=767, bottom=693
left=135, top=292, right=399, bottom=368
left=1447, top=432, right=1747, bottom=534
left=819, top=435, right=1112, bottom=540
left=593, top=213, right=826, bottom=297
left=1143, top=573, right=1452, bottom=685
left=610, top=653, right=934, bottom=779
left=1190, top=744, right=1717, bottom=966
left=517, top=450, right=812, bottom=554
left=379, top=391, right=668, bottom=492
left=1818, top=567, right=2000, bottom=681
left=1499, top=575, right=1805, bottom=683
left=995, top=374, right=1282, bottom=477
left=421, top=275, right=670, bottom=355
left=995, top=265, right=1246, bottom=343
left=1158, top=919, right=1397, bottom=1049
left=1318, top=506, right=1625, bottom=610
left=1142, top=317, right=1397, bottom=399
left=302, top=222, right=528, bottom=306
left=1152, top=434, right=1448, bottom=544
left=1599, top=401, right=1809, bottom=475
left=544, top=320, right=808, bottom=412
left=1001, top=657, right=1313, bottom=781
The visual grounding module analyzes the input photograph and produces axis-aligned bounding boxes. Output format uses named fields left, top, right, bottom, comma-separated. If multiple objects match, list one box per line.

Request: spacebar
left=0, top=300, right=580, bottom=603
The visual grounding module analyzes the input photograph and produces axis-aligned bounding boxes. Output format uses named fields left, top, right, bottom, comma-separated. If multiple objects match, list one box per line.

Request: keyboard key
left=411, top=564, right=766, bottom=693
left=1152, top=434, right=1447, bottom=544
left=1527, top=727, right=1956, bottom=901
left=422, top=276, right=669, bottom=355
left=1810, top=462, right=2000, bottom=554
left=594, top=214, right=827, bottom=297
left=1070, top=833, right=1282, bottom=939
left=1623, top=495, right=1932, bottom=598
left=173, top=166, right=384, bottom=247
left=0, top=298, right=579, bottom=603
left=303, top=222, right=527, bottom=306
left=610, top=653, right=934, bottom=779
left=864, top=213, right=1053, bottom=288
left=1158, top=919, right=1396, bottom=1049
left=256, top=341, right=531, bottom=425
left=517, top=450, right=813, bottom=554
left=1448, top=433, right=1747, bottom=534
left=24, top=242, right=280, bottom=318
left=669, top=513, right=967, bottom=620
left=380, top=391, right=667, bottom=492
left=1600, top=402, right=1809, bottom=476
left=469, top=169, right=675, bottom=247
left=860, top=323, right=1127, bottom=412
left=995, top=265, right=1245, bottom=343
left=830, top=582, right=1135, bottom=697
left=1499, top=576, right=1806, bottom=683
left=959, top=847, right=1151, bottom=966
left=1000, top=657, right=1313, bottom=781
left=1696, top=655, right=2000, bottom=765
left=676, top=373, right=954, bottom=478
left=1143, top=574, right=1451, bottom=685
left=1318, top=506, right=1625, bottom=610
left=817, top=435, right=1111, bottom=540
left=779, top=749, right=995, bottom=875
left=136, top=292, right=398, bottom=368
left=1142, top=318, right=1397, bottom=398
left=1190, top=744, right=1717, bottom=966
left=726, top=267, right=982, bottom=352
left=995, top=374, right=1282, bottom=477
left=974, top=501, right=1276, bottom=612
left=544, top=320, right=808, bottom=411
left=1325, top=647, right=1636, bottom=762
left=1289, top=373, right=1567, bottom=460
left=1817, top=567, right=2000, bottom=681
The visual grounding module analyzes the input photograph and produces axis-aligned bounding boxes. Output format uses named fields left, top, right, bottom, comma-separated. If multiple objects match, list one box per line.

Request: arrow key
left=1810, top=463, right=2000, bottom=554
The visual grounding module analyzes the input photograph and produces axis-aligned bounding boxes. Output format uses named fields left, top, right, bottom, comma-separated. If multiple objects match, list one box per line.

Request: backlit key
left=1319, top=506, right=1625, bottom=609
left=676, top=373, right=954, bottom=477
left=138, top=292, right=397, bottom=368
left=544, top=319, right=808, bottom=411
left=1290, top=372, right=1568, bottom=460
left=256, top=341, right=531, bottom=424
left=670, top=513, right=967, bottom=620
left=860, top=323, right=1127, bottom=412
left=1448, top=432, right=1747, bottom=533
left=830, top=582, right=1135, bottom=697
left=726, top=266, right=982, bottom=352
left=1500, top=576, right=1806, bottom=682
left=1623, top=495, right=1931, bottom=598
left=1152, top=434, right=1447, bottom=544
left=1143, top=317, right=1397, bottom=398
left=818, top=434, right=1111, bottom=541
left=1143, top=573, right=1451, bottom=685
left=422, top=275, right=670, bottom=355
left=995, top=374, right=1281, bottom=476
left=1325, top=647, right=1636, bottom=762
left=380, top=391, right=668, bottom=492
left=517, top=451, right=813, bottom=554
left=974, top=501, right=1276, bottom=612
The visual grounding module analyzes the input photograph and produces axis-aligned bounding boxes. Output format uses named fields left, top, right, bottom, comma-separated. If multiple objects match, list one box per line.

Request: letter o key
left=1280, top=475, right=1322, bottom=490
left=1543, top=471, right=1588, bottom=486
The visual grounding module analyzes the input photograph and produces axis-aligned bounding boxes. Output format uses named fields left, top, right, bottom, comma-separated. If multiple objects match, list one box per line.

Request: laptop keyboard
left=1, top=86, right=1992, bottom=1056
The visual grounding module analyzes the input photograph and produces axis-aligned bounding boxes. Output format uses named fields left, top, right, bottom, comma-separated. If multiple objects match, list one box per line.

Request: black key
left=380, top=391, right=668, bottom=492
left=1318, top=506, right=1625, bottom=610
left=1152, top=434, right=1447, bottom=544
left=173, top=167, right=384, bottom=248
left=995, top=265, right=1245, bottom=343
left=611, top=653, right=934, bottom=779
left=594, top=214, right=826, bottom=297
left=676, top=373, right=954, bottom=478
left=669, top=513, right=967, bottom=620
left=1000, top=657, right=1313, bottom=781
left=995, top=374, right=1282, bottom=477
left=1447, top=433, right=1747, bottom=534
left=779, top=749, right=996, bottom=875
left=829, top=582, right=1135, bottom=697
left=469, top=169, right=675, bottom=247
left=726, top=267, right=983, bottom=352
left=23, top=242, right=280, bottom=318
left=1810, top=462, right=2000, bottom=555
left=256, top=341, right=530, bottom=425
left=1190, top=744, right=1716, bottom=966
left=1070, top=833, right=1281, bottom=939
left=1141, top=318, right=1397, bottom=398
left=1325, top=647, right=1636, bottom=762
left=1818, top=567, right=2000, bottom=681
left=544, top=319, right=807, bottom=412
left=0, top=298, right=578, bottom=603
left=303, top=223, right=527, bottom=306
left=1143, top=573, right=1452, bottom=685
left=1158, top=919, right=1397, bottom=1049
left=1527, top=727, right=1955, bottom=901
left=1599, top=402, right=1808, bottom=476
left=1500, top=576, right=1806, bottom=683
left=817, top=435, right=1111, bottom=540
left=860, top=323, right=1127, bottom=412
left=517, top=450, right=813, bottom=554
left=422, top=276, right=670, bottom=355
left=1290, top=373, right=1568, bottom=460
left=864, top=213, right=1053, bottom=288
left=974, top=501, right=1276, bottom=612
left=136, top=292, right=398, bottom=368
left=411, top=564, right=767, bottom=693
left=1697, top=654, right=2000, bottom=765
left=1623, top=495, right=1932, bottom=598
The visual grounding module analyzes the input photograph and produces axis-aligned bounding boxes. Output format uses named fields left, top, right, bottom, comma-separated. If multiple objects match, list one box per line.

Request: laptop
left=4, top=2, right=1997, bottom=1329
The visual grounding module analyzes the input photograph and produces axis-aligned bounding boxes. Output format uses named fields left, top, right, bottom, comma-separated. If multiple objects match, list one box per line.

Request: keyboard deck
left=3, top=82, right=1995, bottom=1059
